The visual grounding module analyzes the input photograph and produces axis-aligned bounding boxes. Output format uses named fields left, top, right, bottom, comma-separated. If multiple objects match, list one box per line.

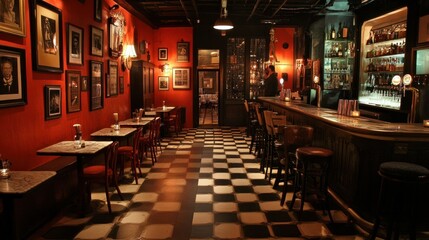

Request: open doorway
left=198, top=70, right=219, bottom=125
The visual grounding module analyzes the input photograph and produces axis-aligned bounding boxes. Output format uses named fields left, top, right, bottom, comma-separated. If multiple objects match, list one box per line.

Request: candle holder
left=423, top=120, right=429, bottom=128
left=73, top=124, right=82, bottom=149
left=113, top=113, right=120, bottom=130
left=0, top=158, right=11, bottom=179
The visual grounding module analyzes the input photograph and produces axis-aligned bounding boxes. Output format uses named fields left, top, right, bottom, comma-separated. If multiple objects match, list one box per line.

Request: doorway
left=198, top=70, right=219, bottom=126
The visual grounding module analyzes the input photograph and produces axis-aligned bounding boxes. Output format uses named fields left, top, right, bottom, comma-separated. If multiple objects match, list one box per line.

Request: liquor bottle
left=342, top=22, right=348, bottom=39
left=337, top=22, right=342, bottom=39
left=331, top=24, right=336, bottom=40
left=337, top=43, right=343, bottom=57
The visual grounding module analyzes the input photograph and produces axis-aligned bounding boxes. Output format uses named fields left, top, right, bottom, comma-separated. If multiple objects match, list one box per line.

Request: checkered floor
left=32, top=127, right=364, bottom=240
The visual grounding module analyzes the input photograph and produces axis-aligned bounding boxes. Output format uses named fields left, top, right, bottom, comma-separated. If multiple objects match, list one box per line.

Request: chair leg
left=104, top=181, right=112, bottom=213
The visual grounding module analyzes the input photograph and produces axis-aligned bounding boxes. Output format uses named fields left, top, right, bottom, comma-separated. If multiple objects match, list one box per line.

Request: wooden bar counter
left=258, top=97, right=429, bottom=233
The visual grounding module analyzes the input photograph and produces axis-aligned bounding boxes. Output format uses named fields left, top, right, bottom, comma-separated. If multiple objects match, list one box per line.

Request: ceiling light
left=214, top=0, right=233, bottom=31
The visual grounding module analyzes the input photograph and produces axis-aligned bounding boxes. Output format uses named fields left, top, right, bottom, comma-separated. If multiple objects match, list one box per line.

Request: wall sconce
left=121, top=44, right=137, bottom=71
left=161, top=63, right=171, bottom=73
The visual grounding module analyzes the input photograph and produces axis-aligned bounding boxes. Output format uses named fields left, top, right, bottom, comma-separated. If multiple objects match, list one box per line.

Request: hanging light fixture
left=213, top=0, right=234, bottom=30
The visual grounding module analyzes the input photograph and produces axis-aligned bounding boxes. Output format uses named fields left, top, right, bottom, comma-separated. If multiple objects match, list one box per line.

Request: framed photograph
left=139, top=40, right=148, bottom=54
left=94, top=0, right=102, bottom=22
left=90, top=26, right=103, bottom=57
left=30, top=0, right=63, bottom=73
left=81, top=76, right=88, bottom=91
left=107, top=60, right=118, bottom=97
left=177, top=41, right=189, bottom=62
left=109, top=15, right=125, bottom=58
left=199, top=70, right=218, bottom=89
left=173, top=68, right=191, bottom=89
left=158, top=76, right=169, bottom=91
left=0, top=46, right=27, bottom=108
left=119, top=76, right=124, bottom=94
left=67, top=23, right=83, bottom=65
left=418, top=15, right=429, bottom=44
left=89, top=60, right=103, bottom=111
left=66, top=70, right=81, bottom=113
left=0, top=0, right=26, bottom=36
left=44, top=85, right=61, bottom=120
left=158, top=48, right=168, bottom=60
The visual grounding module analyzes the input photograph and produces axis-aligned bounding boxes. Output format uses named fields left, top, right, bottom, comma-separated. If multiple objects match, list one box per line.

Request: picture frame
left=158, top=76, right=169, bottom=91
left=139, top=40, right=148, bottom=54
left=173, top=68, right=191, bottom=89
left=158, top=48, right=168, bottom=60
left=90, top=26, right=103, bottom=57
left=0, top=0, right=26, bottom=37
left=81, top=76, right=88, bottom=91
left=0, top=46, right=27, bottom=108
left=66, top=70, right=81, bottom=113
left=109, top=15, right=125, bottom=58
left=177, top=41, right=190, bottom=62
left=107, top=60, right=118, bottom=97
left=44, top=85, right=61, bottom=120
left=30, top=0, right=63, bottom=73
left=94, top=0, right=102, bottom=22
left=119, top=76, right=124, bottom=94
left=199, top=70, right=218, bottom=90
left=418, top=15, right=429, bottom=44
left=89, top=60, right=103, bottom=111
left=67, top=23, right=84, bottom=65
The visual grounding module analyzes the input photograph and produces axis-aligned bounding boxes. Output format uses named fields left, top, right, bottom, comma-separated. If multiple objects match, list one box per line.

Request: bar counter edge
left=258, top=97, right=429, bottom=234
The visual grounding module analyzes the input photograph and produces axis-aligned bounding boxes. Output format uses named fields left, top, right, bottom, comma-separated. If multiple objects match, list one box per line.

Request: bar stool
left=290, top=146, right=334, bottom=221
left=369, top=161, right=429, bottom=240
left=244, top=100, right=258, bottom=153
left=274, top=125, right=313, bottom=206
left=254, top=104, right=268, bottom=172
left=263, top=110, right=287, bottom=182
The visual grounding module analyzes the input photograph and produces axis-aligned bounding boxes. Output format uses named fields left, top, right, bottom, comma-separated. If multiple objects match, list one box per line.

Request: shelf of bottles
left=359, top=19, right=407, bottom=110
left=324, top=22, right=355, bottom=90
left=226, top=38, right=246, bottom=100
left=249, top=38, right=266, bottom=99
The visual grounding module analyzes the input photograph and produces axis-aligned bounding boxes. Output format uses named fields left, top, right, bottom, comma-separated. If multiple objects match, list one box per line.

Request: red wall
left=273, top=27, right=295, bottom=90
left=152, top=28, right=193, bottom=128
left=0, top=0, right=153, bottom=170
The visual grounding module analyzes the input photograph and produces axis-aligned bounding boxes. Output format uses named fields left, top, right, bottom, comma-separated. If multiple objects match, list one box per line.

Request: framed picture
left=173, top=68, right=191, bottom=89
left=107, top=60, right=118, bottom=97
left=89, top=60, right=103, bottom=111
left=44, top=85, right=61, bottom=120
left=158, top=76, right=169, bottom=91
left=90, top=26, right=103, bottom=57
left=199, top=70, right=218, bottom=89
left=109, top=15, right=125, bottom=58
left=139, top=40, right=148, bottom=54
left=81, top=76, right=88, bottom=91
left=177, top=41, right=189, bottom=62
left=67, top=23, right=84, bottom=65
left=158, top=48, right=168, bottom=60
left=119, top=76, right=124, bottom=94
left=94, top=0, right=102, bottom=22
left=0, top=46, right=27, bottom=108
left=0, top=0, right=26, bottom=37
left=66, top=70, right=81, bottom=113
left=30, top=0, right=63, bottom=73
left=418, top=15, right=429, bottom=44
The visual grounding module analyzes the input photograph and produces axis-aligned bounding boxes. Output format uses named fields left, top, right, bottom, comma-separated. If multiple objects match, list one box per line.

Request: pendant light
left=213, top=0, right=234, bottom=30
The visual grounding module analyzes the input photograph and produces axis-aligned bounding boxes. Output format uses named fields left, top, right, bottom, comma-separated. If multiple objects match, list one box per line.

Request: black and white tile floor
left=32, top=128, right=364, bottom=240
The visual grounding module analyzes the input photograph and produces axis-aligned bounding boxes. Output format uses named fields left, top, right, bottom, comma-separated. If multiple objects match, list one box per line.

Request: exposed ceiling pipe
left=190, top=0, right=200, bottom=23
left=247, top=0, right=262, bottom=21
left=262, top=0, right=272, bottom=13
left=270, top=0, right=288, bottom=18
left=179, top=0, right=193, bottom=25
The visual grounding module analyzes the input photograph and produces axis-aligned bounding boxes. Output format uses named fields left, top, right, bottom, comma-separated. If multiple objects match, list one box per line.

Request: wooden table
left=0, top=171, right=56, bottom=239
left=91, top=127, right=136, bottom=145
left=118, top=117, right=154, bottom=128
left=37, top=141, right=112, bottom=215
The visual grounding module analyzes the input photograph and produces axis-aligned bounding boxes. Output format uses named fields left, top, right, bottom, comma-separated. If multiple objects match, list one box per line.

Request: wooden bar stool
left=369, top=161, right=429, bottom=240
left=263, top=110, right=286, bottom=182
left=290, top=146, right=334, bottom=221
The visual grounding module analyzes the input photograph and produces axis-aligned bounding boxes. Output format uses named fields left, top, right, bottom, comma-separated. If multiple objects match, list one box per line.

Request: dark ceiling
left=116, top=0, right=355, bottom=29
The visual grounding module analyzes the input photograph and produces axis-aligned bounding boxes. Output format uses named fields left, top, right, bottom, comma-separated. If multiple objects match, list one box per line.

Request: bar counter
left=258, top=97, right=429, bottom=232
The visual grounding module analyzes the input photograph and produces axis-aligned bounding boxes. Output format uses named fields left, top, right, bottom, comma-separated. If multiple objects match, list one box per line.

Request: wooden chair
left=118, top=128, right=143, bottom=184
left=164, top=107, right=181, bottom=136
left=139, top=117, right=159, bottom=165
left=83, top=141, right=123, bottom=213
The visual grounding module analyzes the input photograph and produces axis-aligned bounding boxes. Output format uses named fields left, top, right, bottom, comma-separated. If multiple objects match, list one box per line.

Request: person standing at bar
left=264, top=65, right=278, bottom=97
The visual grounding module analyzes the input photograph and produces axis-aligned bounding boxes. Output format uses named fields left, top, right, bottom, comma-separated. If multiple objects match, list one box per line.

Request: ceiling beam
left=271, top=0, right=289, bottom=18
left=247, top=0, right=262, bottom=22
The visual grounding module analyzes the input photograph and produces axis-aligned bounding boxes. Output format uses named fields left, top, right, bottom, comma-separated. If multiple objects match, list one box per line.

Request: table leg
left=76, top=156, right=90, bottom=216
left=0, top=198, right=19, bottom=239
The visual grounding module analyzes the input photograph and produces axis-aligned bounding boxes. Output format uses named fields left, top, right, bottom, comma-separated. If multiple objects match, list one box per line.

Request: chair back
left=133, top=127, right=144, bottom=153
left=263, top=110, right=275, bottom=136
left=283, top=125, right=313, bottom=157
left=244, top=100, right=250, bottom=113
left=106, top=141, right=119, bottom=182
left=154, top=117, right=161, bottom=141
left=255, top=103, right=265, bottom=127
